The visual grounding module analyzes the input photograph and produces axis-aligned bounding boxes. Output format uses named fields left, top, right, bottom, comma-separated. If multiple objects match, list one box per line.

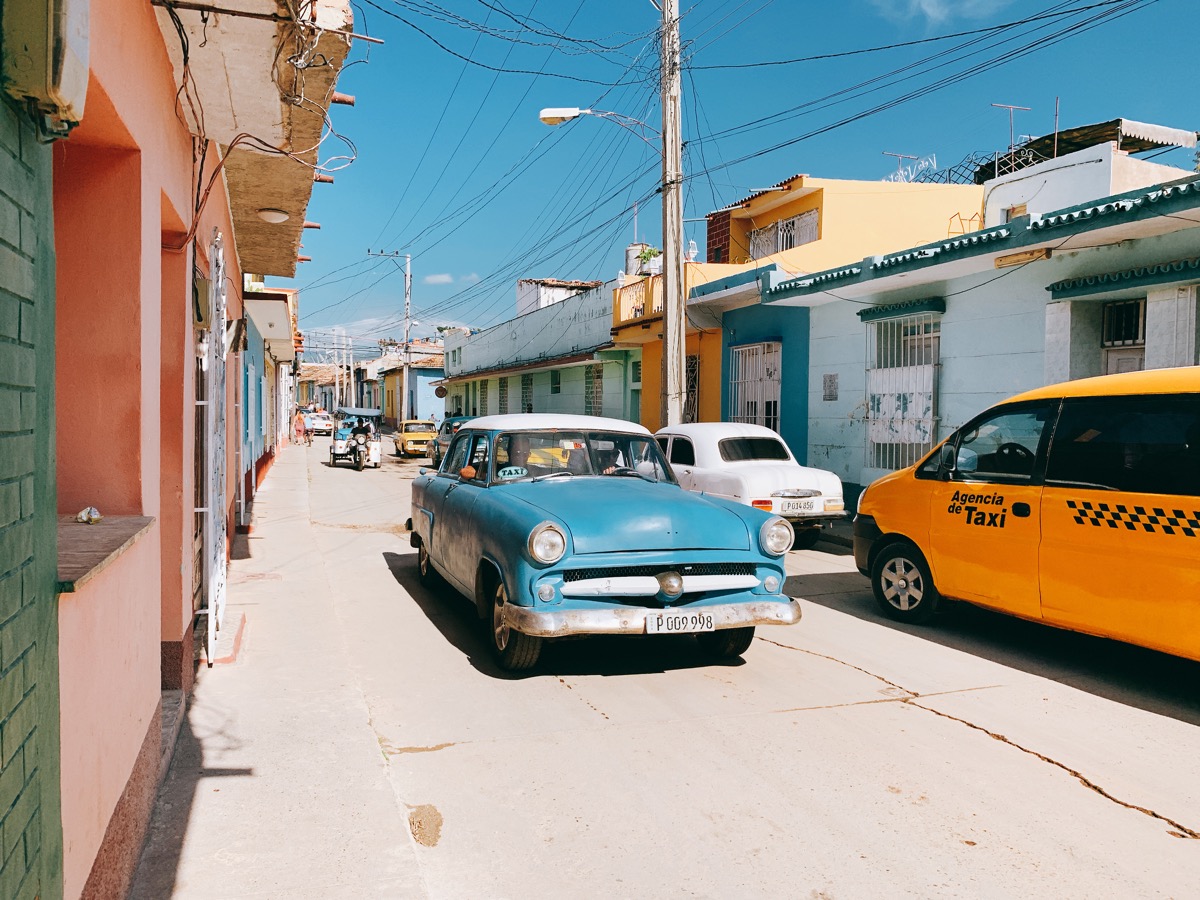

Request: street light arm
left=538, top=107, right=662, bottom=154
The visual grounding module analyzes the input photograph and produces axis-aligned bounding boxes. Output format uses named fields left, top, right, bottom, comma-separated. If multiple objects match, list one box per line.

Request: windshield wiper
left=532, top=470, right=575, bottom=482
left=607, top=467, right=655, bottom=483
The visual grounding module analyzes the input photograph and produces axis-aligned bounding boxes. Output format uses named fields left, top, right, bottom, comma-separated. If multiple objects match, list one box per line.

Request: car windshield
left=492, top=430, right=675, bottom=484
left=718, top=436, right=791, bottom=462
left=404, top=422, right=434, bottom=433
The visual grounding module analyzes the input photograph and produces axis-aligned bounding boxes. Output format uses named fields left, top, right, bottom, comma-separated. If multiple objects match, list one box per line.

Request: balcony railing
left=613, top=276, right=662, bottom=327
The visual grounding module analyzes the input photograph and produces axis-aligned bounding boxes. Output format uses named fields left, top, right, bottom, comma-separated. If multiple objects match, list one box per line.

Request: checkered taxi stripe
left=1066, top=500, right=1200, bottom=537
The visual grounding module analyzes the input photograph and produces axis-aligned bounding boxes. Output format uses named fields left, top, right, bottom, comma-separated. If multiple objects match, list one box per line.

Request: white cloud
left=423, top=273, right=454, bottom=285
left=869, top=0, right=1010, bottom=24
left=459, top=273, right=480, bottom=284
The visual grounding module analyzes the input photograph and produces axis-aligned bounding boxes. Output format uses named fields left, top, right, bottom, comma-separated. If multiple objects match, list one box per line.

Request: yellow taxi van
left=853, top=366, right=1200, bottom=661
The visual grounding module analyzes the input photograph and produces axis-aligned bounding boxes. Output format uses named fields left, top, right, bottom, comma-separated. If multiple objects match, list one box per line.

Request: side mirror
left=939, top=444, right=978, bottom=474
left=460, top=465, right=476, bottom=480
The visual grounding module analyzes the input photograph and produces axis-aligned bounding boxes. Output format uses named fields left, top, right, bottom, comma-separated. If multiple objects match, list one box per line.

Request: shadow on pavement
left=130, top=701, right=255, bottom=898
left=786, top=571, right=1200, bottom=727
left=382, top=551, right=745, bottom=680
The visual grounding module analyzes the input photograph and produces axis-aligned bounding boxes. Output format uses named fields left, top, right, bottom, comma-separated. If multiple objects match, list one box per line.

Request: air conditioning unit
left=2, top=0, right=90, bottom=137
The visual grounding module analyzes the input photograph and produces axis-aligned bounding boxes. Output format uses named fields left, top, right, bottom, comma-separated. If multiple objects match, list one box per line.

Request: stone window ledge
left=57, top=515, right=155, bottom=594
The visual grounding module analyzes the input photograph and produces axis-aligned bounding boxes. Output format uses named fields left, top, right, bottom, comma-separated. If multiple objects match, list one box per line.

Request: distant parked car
left=430, top=416, right=474, bottom=467
left=393, top=420, right=437, bottom=458
left=655, top=423, right=845, bottom=549
left=408, top=414, right=801, bottom=671
left=310, top=413, right=333, bottom=435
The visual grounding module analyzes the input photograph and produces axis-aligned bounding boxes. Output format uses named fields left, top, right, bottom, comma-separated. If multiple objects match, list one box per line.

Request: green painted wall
left=0, top=95, right=65, bottom=899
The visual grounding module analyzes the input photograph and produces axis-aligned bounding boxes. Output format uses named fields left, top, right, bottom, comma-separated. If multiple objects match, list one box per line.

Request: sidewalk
left=130, top=447, right=425, bottom=899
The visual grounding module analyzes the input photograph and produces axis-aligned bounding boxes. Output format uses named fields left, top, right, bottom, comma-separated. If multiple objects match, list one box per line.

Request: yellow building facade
left=612, top=175, right=984, bottom=431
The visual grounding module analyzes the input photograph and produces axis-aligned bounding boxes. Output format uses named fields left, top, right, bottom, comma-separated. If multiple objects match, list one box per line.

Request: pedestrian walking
left=293, top=409, right=307, bottom=445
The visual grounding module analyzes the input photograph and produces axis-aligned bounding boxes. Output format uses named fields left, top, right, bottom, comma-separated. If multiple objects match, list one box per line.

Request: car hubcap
left=882, top=558, right=923, bottom=611
left=493, top=583, right=509, bottom=651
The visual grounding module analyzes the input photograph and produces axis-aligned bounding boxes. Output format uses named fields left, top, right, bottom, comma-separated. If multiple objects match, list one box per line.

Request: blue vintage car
left=408, top=414, right=801, bottom=671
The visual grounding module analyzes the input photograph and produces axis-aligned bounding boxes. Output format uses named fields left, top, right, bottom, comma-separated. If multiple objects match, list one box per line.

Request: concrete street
left=131, top=439, right=1200, bottom=899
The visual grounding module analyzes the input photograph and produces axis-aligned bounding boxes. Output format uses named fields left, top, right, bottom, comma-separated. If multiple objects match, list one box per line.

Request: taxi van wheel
left=490, top=580, right=542, bottom=671
left=871, top=541, right=939, bottom=624
left=416, top=540, right=442, bottom=589
left=792, top=528, right=821, bottom=550
left=696, top=626, right=755, bottom=659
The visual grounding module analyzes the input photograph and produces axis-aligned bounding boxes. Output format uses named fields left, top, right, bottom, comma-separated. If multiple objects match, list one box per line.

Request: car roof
left=336, top=406, right=382, bottom=417
left=656, top=422, right=786, bottom=439
left=468, top=413, right=652, bottom=435
left=1004, top=365, right=1200, bottom=404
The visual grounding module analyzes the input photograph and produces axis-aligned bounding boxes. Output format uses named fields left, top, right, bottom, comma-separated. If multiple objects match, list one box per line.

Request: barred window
left=479, top=380, right=489, bottom=415
left=866, top=313, right=940, bottom=470
left=521, top=374, right=533, bottom=412
left=729, top=343, right=780, bottom=431
left=550, top=370, right=561, bottom=394
left=584, top=364, right=603, bottom=416
left=1101, top=299, right=1145, bottom=348
left=498, top=377, right=508, bottom=414
left=749, top=209, right=818, bottom=259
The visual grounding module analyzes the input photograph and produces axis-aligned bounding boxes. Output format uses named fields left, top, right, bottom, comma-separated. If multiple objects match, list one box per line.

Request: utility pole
left=660, top=0, right=686, bottom=427
left=368, top=249, right=411, bottom=421
left=402, top=254, right=412, bottom=422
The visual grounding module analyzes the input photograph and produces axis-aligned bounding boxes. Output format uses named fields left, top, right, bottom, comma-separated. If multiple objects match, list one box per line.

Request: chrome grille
left=562, top=563, right=755, bottom=583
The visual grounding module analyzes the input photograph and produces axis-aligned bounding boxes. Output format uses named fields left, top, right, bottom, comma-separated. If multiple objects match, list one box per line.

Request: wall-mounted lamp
left=257, top=208, right=290, bottom=224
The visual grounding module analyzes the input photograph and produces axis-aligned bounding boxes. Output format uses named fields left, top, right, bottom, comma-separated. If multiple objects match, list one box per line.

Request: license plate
left=781, top=499, right=816, bottom=514
left=645, top=611, right=715, bottom=634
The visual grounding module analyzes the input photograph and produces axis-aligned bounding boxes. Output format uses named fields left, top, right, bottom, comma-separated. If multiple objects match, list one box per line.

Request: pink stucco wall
left=52, top=0, right=248, bottom=892
left=58, top=531, right=161, bottom=899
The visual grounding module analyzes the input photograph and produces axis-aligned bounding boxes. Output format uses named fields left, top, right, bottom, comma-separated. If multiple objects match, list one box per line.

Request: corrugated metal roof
left=1030, top=177, right=1200, bottom=230
left=712, top=173, right=807, bottom=213
left=516, top=278, right=603, bottom=289
left=775, top=265, right=861, bottom=291
left=1047, top=257, right=1200, bottom=298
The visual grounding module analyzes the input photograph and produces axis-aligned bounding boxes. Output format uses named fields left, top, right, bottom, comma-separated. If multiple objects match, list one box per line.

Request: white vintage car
left=655, top=423, right=845, bottom=549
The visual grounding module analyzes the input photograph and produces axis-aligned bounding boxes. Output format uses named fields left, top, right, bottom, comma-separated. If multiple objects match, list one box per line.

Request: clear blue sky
left=281, top=0, right=1197, bottom=359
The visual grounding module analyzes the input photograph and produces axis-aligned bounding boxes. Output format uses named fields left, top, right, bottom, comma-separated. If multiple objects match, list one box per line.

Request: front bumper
left=786, top=511, right=848, bottom=527
left=852, top=514, right=881, bottom=575
left=503, top=597, right=802, bottom=637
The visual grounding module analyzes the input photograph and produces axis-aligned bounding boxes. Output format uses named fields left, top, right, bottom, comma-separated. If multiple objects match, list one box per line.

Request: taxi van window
left=954, top=404, right=1051, bottom=482
left=445, top=433, right=472, bottom=474
left=1046, top=395, right=1200, bottom=496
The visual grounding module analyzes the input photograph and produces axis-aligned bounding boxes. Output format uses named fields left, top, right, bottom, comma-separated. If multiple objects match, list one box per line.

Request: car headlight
left=759, top=517, right=794, bottom=556
left=527, top=522, right=566, bottom=565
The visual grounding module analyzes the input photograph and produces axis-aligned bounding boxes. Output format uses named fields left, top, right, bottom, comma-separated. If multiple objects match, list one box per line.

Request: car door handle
left=1012, top=502, right=1031, bottom=518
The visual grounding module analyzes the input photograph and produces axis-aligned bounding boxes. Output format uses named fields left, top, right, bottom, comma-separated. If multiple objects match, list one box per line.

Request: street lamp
left=537, top=0, right=686, bottom=427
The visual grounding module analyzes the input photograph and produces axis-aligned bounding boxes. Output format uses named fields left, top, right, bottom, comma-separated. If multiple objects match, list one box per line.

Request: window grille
left=748, top=210, right=818, bottom=259
left=497, top=377, right=509, bottom=414
left=479, top=379, right=488, bottom=414
left=521, top=374, right=533, bottom=412
left=866, top=313, right=940, bottom=470
left=684, top=355, right=700, bottom=424
left=584, top=364, right=603, bottom=416
left=631, top=360, right=642, bottom=385
left=728, top=343, right=781, bottom=431
left=822, top=374, right=838, bottom=402
left=1101, top=299, right=1145, bottom=348
left=550, top=370, right=561, bottom=394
